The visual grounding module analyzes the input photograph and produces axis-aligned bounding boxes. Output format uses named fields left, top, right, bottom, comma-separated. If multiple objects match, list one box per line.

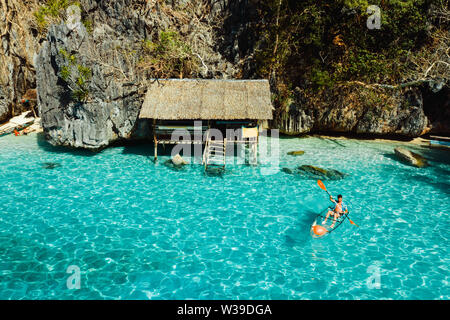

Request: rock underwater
left=164, top=154, right=189, bottom=171
left=394, top=147, right=429, bottom=168
left=287, top=150, right=305, bottom=156
left=282, top=165, right=348, bottom=180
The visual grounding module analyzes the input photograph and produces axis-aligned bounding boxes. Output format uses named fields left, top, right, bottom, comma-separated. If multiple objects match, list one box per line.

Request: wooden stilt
left=154, top=137, right=158, bottom=162
left=252, top=140, right=257, bottom=165
left=153, top=119, right=157, bottom=162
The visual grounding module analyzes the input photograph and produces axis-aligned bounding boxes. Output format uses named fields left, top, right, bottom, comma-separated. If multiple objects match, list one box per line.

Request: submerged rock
left=164, top=154, right=189, bottom=171
left=172, top=154, right=188, bottom=166
left=287, top=150, right=305, bottom=156
left=281, top=167, right=294, bottom=174
left=41, top=162, right=62, bottom=169
left=282, top=165, right=347, bottom=180
left=394, top=147, right=429, bottom=168
left=297, top=165, right=347, bottom=180
left=163, top=160, right=185, bottom=171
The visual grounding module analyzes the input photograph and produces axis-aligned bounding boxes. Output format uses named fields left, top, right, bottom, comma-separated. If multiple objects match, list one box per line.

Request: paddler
left=322, top=194, right=348, bottom=228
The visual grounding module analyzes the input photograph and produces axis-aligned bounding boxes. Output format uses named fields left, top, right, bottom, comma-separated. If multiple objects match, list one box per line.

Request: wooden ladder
left=203, top=134, right=226, bottom=172
left=242, top=137, right=258, bottom=165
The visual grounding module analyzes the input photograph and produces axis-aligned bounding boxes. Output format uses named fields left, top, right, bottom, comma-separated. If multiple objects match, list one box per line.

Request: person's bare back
left=323, top=194, right=348, bottom=228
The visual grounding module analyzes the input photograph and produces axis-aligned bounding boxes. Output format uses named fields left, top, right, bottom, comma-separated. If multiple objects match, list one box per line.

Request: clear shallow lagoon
left=0, top=133, right=448, bottom=299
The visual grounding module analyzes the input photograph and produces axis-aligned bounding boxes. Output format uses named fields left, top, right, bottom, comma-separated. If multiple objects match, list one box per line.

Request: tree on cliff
left=252, top=0, right=449, bottom=93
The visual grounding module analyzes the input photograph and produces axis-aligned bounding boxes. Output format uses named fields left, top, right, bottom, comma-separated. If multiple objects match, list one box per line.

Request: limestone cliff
left=0, top=0, right=42, bottom=122
left=34, top=0, right=239, bottom=149
left=1, top=0, right=449, bottom=150
left=35, top=23, right=145, bottom=149
left=275, top=85, right=431, bottom=137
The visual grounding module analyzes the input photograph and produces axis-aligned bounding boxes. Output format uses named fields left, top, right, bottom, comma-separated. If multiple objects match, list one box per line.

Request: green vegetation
left=59, top=49, right=92, bottom=102
left=139, top=30, right=199, bottom=78
left=82, top=18, right=93, bottom=34
left=252, top=0, right=448, bottom=110
left=34, top=0, right=81, bottom=31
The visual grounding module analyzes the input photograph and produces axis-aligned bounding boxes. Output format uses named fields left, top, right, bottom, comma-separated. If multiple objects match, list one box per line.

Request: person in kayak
left=322, top=194, right=348, bottom=228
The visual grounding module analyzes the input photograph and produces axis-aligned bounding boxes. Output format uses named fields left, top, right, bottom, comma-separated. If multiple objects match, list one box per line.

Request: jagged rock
left=281, top=164, right=347, bottom=180
left=394, top=147, right=429, bottom=168
left=0, top=86, right=11, bottom=123
left=276, top=86, right=432, bottom=137
left=41, top=162, right=62, bottom=169
left=0, top=1, right=42, bottom=122
left=32, top=1, right=242, bottom=150
left=287, top=150, right=305, bottom=156
left=35, top=23, right=144, bottom=150
left=172, top=154, right=188, bottom=166
left=295, top=165, right=347, bottom=180
left=356, top=89, right=428, bottom=136
left=279, top=98, right=315, bottom=135
left=281, top=167, right=294, bottom=174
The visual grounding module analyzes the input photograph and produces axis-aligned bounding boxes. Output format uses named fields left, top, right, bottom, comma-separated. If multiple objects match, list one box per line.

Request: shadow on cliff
left=121, top=142, right=154, bottom=158
left=121, top=142, right=204, bottom=160
left=36, top=133, right=97, bottom=157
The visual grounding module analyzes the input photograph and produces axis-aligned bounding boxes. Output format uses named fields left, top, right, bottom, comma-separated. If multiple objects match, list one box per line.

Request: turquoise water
left=0, top=133, right=448, bottom=300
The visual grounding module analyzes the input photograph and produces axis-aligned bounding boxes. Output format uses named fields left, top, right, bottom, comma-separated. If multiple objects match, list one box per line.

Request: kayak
left=310, top=207, right=350, bottom=238
left=0, top=119, right=34, bottom=137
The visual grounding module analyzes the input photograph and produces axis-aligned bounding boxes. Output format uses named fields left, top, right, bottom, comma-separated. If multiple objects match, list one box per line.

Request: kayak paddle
left=347, top=217, right=359, bottom=227
left=317, top=179, right=331, bottom=197
left=317, top=180, right=359, bottom=227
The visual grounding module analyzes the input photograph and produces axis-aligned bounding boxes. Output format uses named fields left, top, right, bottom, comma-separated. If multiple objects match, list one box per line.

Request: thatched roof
left=139, top=79, right=273, bottom=120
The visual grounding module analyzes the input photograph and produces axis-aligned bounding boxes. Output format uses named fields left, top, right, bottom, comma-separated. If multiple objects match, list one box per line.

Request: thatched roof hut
left=139, top=79, right=273, bottom=120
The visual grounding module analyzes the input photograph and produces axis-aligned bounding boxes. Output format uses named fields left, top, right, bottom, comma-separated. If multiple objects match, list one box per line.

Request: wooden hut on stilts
left=138, top=79, right=273, bottom=172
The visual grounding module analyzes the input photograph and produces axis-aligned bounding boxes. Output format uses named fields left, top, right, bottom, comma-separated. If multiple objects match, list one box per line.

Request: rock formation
left=172, top=154, right=188, bottom=166
left=282, top=165, right=348, bottom=180
left=35, top=23, right=145, bottom=150
left=0, top=0, right=43, bottom=122
left=34, top=0, right=239, bottom=150
left=276, top=85, right=430, bottom=137
left=394, top=147, right=429, bottom=168
left=0, top=0, right=448, bottom=150
left=287, top=150, right=305, bottom=156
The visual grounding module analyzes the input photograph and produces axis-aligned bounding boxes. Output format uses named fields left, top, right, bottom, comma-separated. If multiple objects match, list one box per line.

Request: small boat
left=310, top=207, right=350, bottom=238
left=0, top=121, right=34, bottom=137
left=0, top=113, right=35, bottom=137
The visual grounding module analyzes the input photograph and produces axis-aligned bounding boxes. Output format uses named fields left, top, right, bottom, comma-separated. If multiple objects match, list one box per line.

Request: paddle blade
left=317, top=180, right=327, bottom=191
left=349, top=219, right=359, bottom=227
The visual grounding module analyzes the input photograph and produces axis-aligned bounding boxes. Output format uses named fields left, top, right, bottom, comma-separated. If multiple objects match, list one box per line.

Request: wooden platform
left=429, top=135, right=450, bottom=142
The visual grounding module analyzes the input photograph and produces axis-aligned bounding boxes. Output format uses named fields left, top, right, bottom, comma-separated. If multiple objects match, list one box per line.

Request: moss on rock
left=287, top=150, right=305, bottom=156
